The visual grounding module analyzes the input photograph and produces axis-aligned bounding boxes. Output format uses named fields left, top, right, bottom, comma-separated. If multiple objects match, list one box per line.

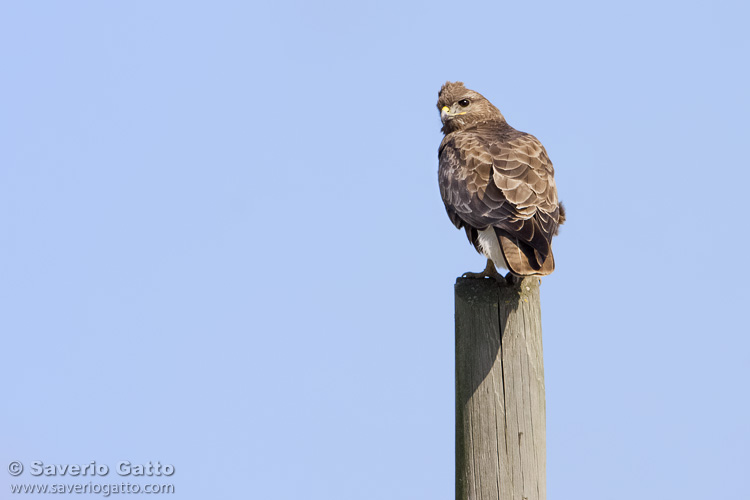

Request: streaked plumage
left=437, top=81, right=565, bottom=278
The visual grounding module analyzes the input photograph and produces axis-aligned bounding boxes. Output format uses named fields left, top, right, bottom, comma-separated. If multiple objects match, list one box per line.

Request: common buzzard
left=438, top=81, right=565, bottom=282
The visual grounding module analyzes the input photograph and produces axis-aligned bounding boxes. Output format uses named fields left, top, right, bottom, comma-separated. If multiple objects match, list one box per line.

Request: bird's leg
left=462, top=259, right=505, bottom=282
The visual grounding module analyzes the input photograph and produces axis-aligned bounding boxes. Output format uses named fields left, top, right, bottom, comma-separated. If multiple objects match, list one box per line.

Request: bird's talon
left=461, top=260, right=506, bottom=283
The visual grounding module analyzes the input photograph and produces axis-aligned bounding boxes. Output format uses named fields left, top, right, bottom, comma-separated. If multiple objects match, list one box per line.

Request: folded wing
left=439, top=128, right=562, bottom=276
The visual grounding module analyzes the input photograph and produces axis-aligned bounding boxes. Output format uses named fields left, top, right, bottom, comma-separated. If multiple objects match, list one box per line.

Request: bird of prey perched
left=437, top=81, right=565, bottom=283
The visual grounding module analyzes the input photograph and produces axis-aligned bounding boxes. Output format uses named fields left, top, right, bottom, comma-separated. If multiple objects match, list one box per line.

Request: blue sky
left=1, top=1, right=748, bottom=498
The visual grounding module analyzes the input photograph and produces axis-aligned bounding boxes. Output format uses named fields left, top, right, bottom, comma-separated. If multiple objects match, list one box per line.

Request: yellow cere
left=442, top=106, right=450, bottom=112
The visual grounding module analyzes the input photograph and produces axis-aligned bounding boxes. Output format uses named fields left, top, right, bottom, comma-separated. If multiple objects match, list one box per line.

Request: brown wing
left=438, top=126, right=562, bottom=276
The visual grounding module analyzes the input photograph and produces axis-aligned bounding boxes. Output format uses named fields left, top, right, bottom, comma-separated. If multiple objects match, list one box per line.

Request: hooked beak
left=441, top=105, right=467, bottom=124
left=440, top=106, right=451, bottom=123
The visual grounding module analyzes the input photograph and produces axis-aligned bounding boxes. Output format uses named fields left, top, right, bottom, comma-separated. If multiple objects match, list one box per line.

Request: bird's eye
left=458, top=99, right=470, bottom=107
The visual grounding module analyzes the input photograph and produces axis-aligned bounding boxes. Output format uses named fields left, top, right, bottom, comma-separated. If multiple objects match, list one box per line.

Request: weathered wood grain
left=455, top=277, right=546, bottom=500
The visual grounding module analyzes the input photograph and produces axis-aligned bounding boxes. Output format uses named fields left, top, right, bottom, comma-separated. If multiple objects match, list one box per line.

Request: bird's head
left=437, top=81, right=505, bottom=134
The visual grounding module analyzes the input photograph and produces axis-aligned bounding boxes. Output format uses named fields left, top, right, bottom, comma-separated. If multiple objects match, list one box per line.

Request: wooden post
left=455, top=277, right=546, bottom=500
